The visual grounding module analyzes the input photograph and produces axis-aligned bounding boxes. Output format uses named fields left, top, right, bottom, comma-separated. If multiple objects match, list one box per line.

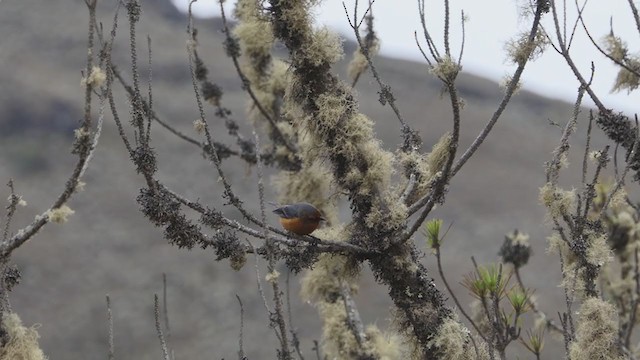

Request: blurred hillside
left=0, top=0, right=615, bottom=358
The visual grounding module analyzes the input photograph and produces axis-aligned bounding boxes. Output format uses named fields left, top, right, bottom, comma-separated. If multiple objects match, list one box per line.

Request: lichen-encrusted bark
left=268, top=1, right=459, bottom=356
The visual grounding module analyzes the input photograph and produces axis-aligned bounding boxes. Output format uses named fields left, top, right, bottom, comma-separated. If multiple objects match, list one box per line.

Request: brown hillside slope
left=0, top=0, right=613, bottom=358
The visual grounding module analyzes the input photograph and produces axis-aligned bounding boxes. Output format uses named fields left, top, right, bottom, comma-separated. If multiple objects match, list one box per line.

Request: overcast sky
left=172, top=0, right=640, bottom=114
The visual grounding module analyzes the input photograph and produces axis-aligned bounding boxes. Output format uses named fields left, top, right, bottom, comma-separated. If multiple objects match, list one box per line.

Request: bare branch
left=339, top=282, right=368, bottom=348
left=434, top=245, right=483, bottom=355
left=342, top=0, right=408, bottom=129
left=219, top=1, right=298, bottom=154
left=236, top=294, right=246, bottom=360
left=162, top=274, right=174, bottom=360
left=2, top=181, right=18, bottom=243
left=458, top=10, right=466, bottom=65
left=627, top=0, right=640, bottom=36
left=417, top=0, right=442, bottom=62
left=452, top=1, right=547, bottom=176
left=154, top=294, right=170, bottom=360
left=0, top=0, right=105, bottom=256
left=106, top=295, right=115, bottom=360
left=576, top=1, right=640, bottom=79
left=253, top=125, right=292, bottom=359
left=400, top=174, right=417, bottom=205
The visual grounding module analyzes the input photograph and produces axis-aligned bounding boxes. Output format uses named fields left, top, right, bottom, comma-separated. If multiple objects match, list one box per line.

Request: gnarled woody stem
left=267, top=0, right=455, bottom=356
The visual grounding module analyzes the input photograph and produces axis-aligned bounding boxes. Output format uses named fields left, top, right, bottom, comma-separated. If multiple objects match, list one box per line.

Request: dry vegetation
left=1, top=0, right=640, bottom=359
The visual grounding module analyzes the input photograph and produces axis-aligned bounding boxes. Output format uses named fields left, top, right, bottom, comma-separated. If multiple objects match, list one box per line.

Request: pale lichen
left=426, top=133, right=452, bottom=175
left=193, top=119, right=206, bottom=134
left=612, top=58, right=640, bottom=93
left=46, top=205, right=75, bottom=224
left=586, top=233, right=612, bottom=267
left=499, top=74, right=522, bottom=94
left=80, top=65, right=106, bottom=88
left=603, top=34, right=628, bottom=62
left=569, top=298, right=623, bottom=360
left=265, top=269, right=280, bottom=283
left=505, top=29, right=548, bottom=65
left=317, top=302, right=361, bottom=358
left=363, top=326, right=400, bottom=359
left=302, top=27, right=344, bottom=67
left=427, top=316, right=484, bottom=360
left=429, top=56, right=461, bottom=82
left=397, top=150, right=431, bottom=203
left=266, top=59, right=289, bottom=94
left=347, top=40, right=379, bottom=82
left=0, top=313, right=47, bottom=360
left=271, top=162, right=336, bottom=224
left=539, top=183, right=576, bottom=219
left=300, top=254, right=357, bottom=303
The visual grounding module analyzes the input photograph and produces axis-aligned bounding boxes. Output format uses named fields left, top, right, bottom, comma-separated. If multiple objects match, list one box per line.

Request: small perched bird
left=272, top=202, right=325, bottom=236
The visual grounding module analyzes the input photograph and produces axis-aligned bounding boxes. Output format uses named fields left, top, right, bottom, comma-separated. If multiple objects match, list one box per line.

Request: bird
left=272, top=202, right=325, bottom=236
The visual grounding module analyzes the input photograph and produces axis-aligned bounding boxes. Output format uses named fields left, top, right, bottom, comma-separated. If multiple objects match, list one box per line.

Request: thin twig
left=110, top=65, right=244, bottom=160
left=339, top=282, right=370, bottom=351
left=126, top=0, right=147, bottom=145
left=414, top=31, right=433, bottom=67
left=154, top=294, right=170, bottom=360
left=576, top=1, right=640, bottom=79
left=2, top=181, right=18, bottom=243
left=106, top=295, right=115, bottom=360
left=437, top=250, right=485, bottom=340
left=601, top=119, right=640, bottom=214
left=404, top=81, right=461, bottom=240
left=247, top=240, right=272, bottom=315
left=286, top=271, right=305, bottom=360
left=185, top=2, right=302, bottom=259
left=624, top=248, right=640, bottom=347
left=562, top=0, right=567, bottom=45
left=342, top=0, right=407, bottom=129
left=622, top=345, right=640, bottom=360
left=434, top=247, right=483, bottom=357
left=146, top=35, right=153, bottom=141
left=253, top=126, right=292, bottom=359
left=162, top=273, right=174, bottom=360
left=558, top=252, right=575, bottom=342
left=491, top=264, right=507, bottom=360
left=312, top=340, right=321, bottom=360
left=246, top=239, right=284, bottom=347
left=566, top=0, right=587, bottom=50
left=443, top=0, right=451, bottom=56
left=472, top=258, right=496, bottom=360
left=628, top=0, right=640, bottom=37
left=350, top=0, right=376, bottom=89
left=219, top=2, right=297, bottom=154
left=458, top=10, right=466, bottom=65
left=0, top=0, right=104, bottom=256
left=547, top=78, right=589, bottom=184
left=408, top=0, right=546, bottom=225
left=550, top=0, right=607, bottom=112
left=236, top=294, right=246, bottom=360
left=400, top=174, right=417, bottom=205
left=514, top=269, right=564, bottom=334
left=580, top=111, right=594, bottom=186
left=451, top=2, right=546, bottom=177
left=164, top=185, right=371, bottom=255
left=417, top=0, right=442, bottom=62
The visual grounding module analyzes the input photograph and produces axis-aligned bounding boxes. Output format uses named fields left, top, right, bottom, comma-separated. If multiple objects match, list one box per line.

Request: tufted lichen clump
left=427, top=316, right=489, bottom=360
left=569, top=298, right=624, bottom=360
left=0, top=313, right=46, bottom=360
left=267, top=1, right=460, bottom=357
